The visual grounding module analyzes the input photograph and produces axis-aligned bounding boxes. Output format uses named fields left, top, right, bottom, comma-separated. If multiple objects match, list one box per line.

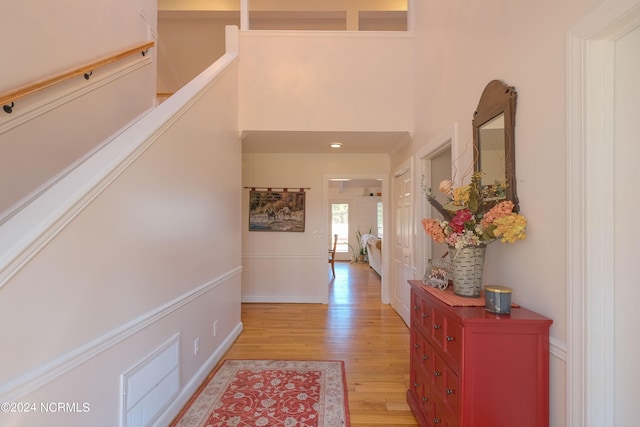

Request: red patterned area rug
left=171, top=359, right=350, bottom=427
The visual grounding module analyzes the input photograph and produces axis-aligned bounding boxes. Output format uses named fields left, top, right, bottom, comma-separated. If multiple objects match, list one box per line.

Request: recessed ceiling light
left=330, top=142, right=343, bottom=148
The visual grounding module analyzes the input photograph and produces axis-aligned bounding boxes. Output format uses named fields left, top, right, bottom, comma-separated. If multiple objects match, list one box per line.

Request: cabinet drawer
left=412, top=292, right=433, bottom=335
left=410, top=355, right=434, bottom=419
left=442, top=313, right=462, bottom=367
left=433, top=397, right=457, bottom=427
left=430, top=307, right=463, bottom=369
left=433, top=353, right=460, bottom=414
left=411, top=330, right=435, bottom=372
left=431, top=304, right=445, bottom=348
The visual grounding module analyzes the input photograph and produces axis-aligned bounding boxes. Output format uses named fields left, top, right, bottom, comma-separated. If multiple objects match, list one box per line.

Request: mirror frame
left=472, top=80, right=519, bottom=212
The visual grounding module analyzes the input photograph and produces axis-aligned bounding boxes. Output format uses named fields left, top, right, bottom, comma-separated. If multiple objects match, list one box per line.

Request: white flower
left=439, top=180, right=454, bottom=195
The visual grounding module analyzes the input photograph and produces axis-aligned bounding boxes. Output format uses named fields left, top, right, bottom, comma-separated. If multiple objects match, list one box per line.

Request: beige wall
left=0, top=0, right=158, bottom=220
left=3, top=1, right=626, bottom=425
left=0, top=0, right=156, bottom=93
left=157, top=11, right=239, bottom=93
left=400, top=0, right=605, bottom=425
left=407, top=0, right=603, bottom=335
left=0, top=36, right=242, bottom=427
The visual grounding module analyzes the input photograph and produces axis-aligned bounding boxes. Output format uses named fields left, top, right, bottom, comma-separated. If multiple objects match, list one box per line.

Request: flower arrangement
left=421, top=172, right=527, bottom=250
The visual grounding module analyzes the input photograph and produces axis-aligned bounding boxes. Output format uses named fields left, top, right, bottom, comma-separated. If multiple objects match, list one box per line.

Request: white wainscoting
left=0, top=267, right=242, bottom=403
left=241, top=255, right=328, bottom=303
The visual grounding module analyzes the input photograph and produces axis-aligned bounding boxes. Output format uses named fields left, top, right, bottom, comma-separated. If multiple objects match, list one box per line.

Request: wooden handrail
left=1, top=41, right=155, bottom=111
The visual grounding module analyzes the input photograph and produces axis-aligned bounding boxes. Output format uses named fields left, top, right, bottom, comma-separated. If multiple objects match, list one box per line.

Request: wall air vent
left=121, top=334, right=180, bottom=427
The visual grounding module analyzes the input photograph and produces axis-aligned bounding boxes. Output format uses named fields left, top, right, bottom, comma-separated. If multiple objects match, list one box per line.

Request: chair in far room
left=328, top=233, right=338, bottom=277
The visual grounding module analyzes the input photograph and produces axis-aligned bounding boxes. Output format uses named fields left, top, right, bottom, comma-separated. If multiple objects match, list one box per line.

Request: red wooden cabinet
left=407, top=280, right=552, bottom=427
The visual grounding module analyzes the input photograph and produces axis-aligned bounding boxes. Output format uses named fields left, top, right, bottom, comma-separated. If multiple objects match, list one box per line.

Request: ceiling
left=241, top=130, right=411, bottom=154
left=158, top=0, right=407, bottom=14
left=328, top=178, right=382, bottom=189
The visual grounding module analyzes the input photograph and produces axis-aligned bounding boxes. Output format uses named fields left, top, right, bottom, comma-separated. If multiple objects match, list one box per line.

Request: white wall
left=0, top=0, right=155, bottom=93
left=402, top=0, right=605, bottom=426
left=238, top=30, right=414, bottom=132
left=0, top=46, right=242, bottom=427
left=0, top=0, right=157, bottom=220
left=242, top=153, right=388, bottom=302
left=347, top=196, right=380, bottom=258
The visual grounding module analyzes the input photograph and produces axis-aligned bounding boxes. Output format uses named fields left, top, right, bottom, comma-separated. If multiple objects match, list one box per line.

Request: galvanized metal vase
left=449, top=245, right=486, bottom=297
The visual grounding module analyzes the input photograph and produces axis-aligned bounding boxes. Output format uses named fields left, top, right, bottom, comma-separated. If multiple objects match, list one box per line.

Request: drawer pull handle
left=414, top=343, right=420, bottom=349
left=434, top=371, right=442, bottom=377
left=422, top=355, right=429, bottom=360
left=414, top=305, right=419, bottom=311
left=433, top=418, right=442, bottom=424
left=422, top=396, right=428, bottom=402
left=446, top=388, right=455, bottom=395
left=413, top=382, right=419, bottom=388
left=433, top=324, right=441, bottom=329
left=422, top=313, right=429, bottom=318
left=446, top=336, right=455, bottom=342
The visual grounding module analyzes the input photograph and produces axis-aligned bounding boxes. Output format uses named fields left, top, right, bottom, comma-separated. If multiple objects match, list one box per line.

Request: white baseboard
left=241, top=295, right=326, bottom=304
left=550, top=336, right=567, bottom=362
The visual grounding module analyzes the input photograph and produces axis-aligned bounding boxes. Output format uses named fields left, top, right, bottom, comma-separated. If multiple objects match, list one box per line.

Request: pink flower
left=451, top=209, right=473, bottom=233
left=481, top=200, right=515, bottom=228
left=421, top=218, right=446, bottom=243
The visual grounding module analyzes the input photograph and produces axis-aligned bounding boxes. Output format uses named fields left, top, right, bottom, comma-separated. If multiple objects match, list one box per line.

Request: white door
left=392, top=168, right=412, bottom=325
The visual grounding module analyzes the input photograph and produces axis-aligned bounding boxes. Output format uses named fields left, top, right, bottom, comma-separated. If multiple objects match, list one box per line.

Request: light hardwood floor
left=220, top=261, right=419, bottom=426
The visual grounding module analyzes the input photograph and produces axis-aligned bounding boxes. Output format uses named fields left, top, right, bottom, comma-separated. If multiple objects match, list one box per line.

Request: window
left=331, top=203, right=349, bottom=253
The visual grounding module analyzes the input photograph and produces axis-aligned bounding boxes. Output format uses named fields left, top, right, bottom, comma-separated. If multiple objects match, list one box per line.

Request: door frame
left=415, top=124, right=459, bottom=279
left=567, top=1, right=640, bottom=425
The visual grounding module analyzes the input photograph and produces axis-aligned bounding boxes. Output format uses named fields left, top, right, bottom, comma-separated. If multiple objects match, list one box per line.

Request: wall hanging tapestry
left=170, top=359, right=350, bottom=427
left=248, top=188, right=306, bottom=232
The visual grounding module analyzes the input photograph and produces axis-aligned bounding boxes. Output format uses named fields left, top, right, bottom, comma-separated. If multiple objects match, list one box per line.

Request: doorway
left=326, top=175, right=389, bottom=303
left=424, top=148, right=452, bottom=260
left=416, top=125, right=457, bottom=282
left=567, top=2, right=640, bottom=425
left=328, top=179, right=382, bottom=262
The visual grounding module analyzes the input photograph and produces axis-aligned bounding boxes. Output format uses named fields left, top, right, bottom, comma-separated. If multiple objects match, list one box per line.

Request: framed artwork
left=249, top=190, right=305, bottom=232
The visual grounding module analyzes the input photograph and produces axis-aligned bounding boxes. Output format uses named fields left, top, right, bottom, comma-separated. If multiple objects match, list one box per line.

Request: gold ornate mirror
left=472, top=80, right=518, bottom=212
